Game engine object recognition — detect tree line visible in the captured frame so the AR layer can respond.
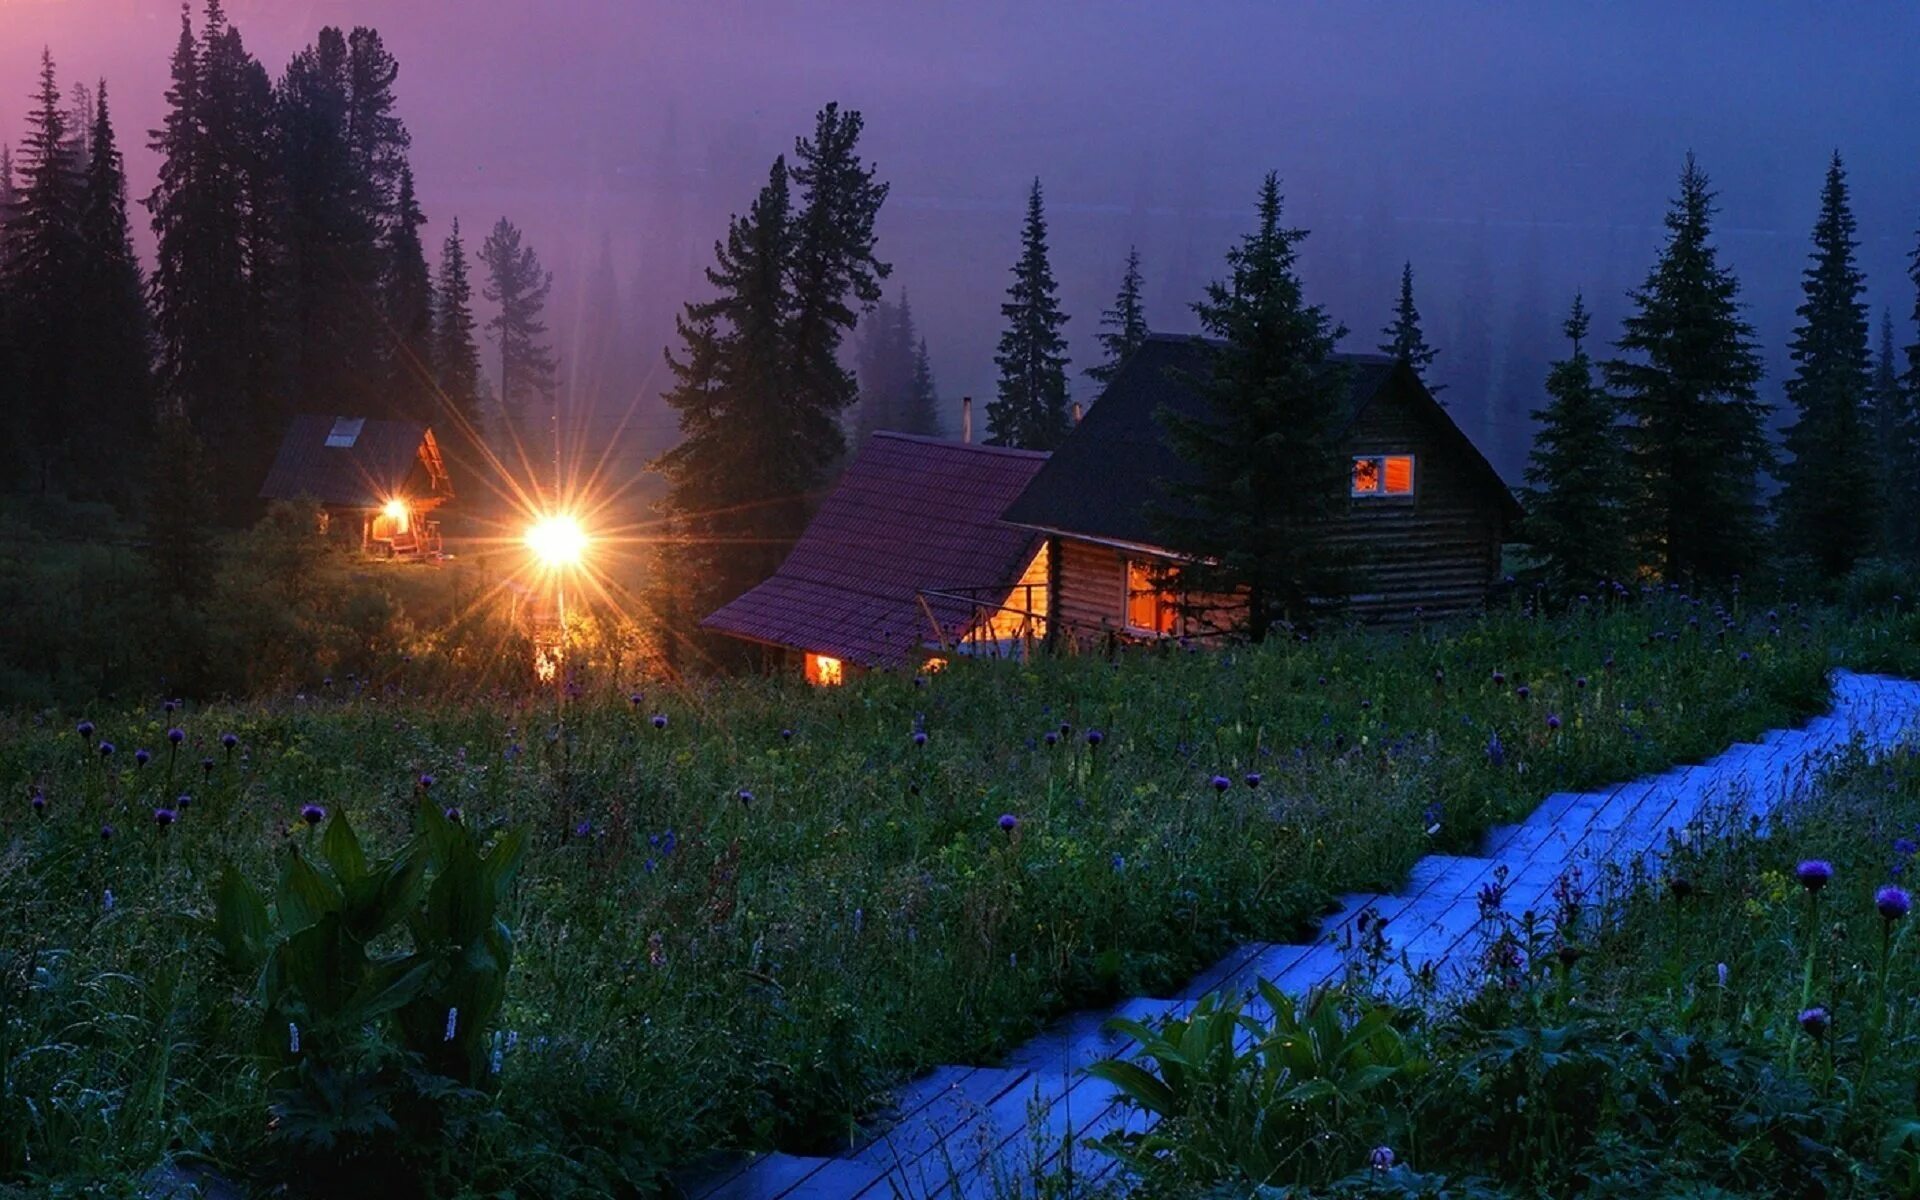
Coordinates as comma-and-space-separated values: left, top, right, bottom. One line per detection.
0, 1, 561, 525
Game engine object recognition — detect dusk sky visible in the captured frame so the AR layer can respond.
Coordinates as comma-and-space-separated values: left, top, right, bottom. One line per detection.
5, 1, 1918, 474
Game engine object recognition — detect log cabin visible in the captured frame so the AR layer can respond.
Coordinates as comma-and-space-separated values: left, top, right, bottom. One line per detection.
998, 334, 1521, 635
259, 416, 454, 559
701, 432, 1052, 682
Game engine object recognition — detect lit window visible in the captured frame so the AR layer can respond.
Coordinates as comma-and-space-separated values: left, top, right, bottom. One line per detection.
1125, 559, 1178, 636
1352, 455, 1414, 497
805, 653, 844, 686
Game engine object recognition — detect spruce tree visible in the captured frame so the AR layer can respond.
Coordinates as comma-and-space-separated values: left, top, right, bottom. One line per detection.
384, 164, 434, 420
4, 49, 85, 493
1776, 153, 1877, 579
1522, 296, 1631, 594
477, 217, 557, 453
1086, 246, 1148, 387
1154, 172, 1350, 640
987, 178, 1071, 449
853, 294, 923, 439
1874, 310, 1919, 560
431, 218, 486, 464
1606, 154, 1769, 585
72, 79, 153, 504
905, 336, 940, 436
0, 145, 15, 480
1378, 260, 1443, 396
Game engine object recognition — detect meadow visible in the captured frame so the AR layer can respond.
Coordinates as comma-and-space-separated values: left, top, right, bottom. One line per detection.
0, 589, 1905, 1197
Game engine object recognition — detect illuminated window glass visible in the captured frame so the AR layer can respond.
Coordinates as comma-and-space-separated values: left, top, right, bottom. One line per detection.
1351, 456, 1380, 495
804, 653, 844, 686
1125, 559, 1177, 636
1352, 455, 1414, 497
1383, 455, 1414, 494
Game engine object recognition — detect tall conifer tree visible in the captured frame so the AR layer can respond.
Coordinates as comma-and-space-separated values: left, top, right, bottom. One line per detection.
1873, 310, 1919, 560
384, 164, 434, 419
1522, 296, 1631, 594
1154, 173, 1349, 639
431, 218, 485, 458
478, 217, 557, 456
1086, 246, 1148, 387
1379, 260, 1443, 396
906, 336, 939, 437
988, 179, 1071, 449
1776, 153, 1877, 578
1606, 155, 1768, 585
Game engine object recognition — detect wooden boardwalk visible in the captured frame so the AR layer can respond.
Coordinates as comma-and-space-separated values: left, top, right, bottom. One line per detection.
684, 671, 1920, 1200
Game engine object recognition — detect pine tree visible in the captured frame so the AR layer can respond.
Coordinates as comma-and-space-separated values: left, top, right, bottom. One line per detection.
1775, 154, 1878, 579
147, 1, 283, 518
1606, 154, 1769, 585
1874, 310, 1919, 560
4, 49, 85, 493
71, 78, 153, 504
784, 102, 890, 467
1522, 296, 1631, 594
1086, 246, 1148, 387
905, 336, 939, 436
853, 294, 923, 439
1378, 260, 1443, 397
652, 158, 797, 645
0, 145, 15, 479
987, 178, 1071, 449
384, 164, 434, 420
431, 218, 486, 464
477, 217, 557, 454
1154, 172, 1350, 640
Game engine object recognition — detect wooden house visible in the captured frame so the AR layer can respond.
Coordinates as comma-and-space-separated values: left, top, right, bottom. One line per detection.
259, 416, 454, 559
998, 334, 1521, 632
701, 432, 1051, 682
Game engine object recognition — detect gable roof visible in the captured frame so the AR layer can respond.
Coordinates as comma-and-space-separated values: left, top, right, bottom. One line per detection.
999, 333, 1520, 548
259, 416, 449, 507
702, 432, 1050, 669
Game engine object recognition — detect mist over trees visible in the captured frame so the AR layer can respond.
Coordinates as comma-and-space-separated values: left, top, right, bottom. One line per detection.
853, 293, 940, 440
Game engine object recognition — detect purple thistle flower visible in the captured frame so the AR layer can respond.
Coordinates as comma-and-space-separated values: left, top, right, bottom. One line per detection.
1210, 774, 1231, 793
77, 720, 95, 739
1515, 685, 1531, 700
1798, 1006, 1830, 1038
1546, 713, 1562, 731
1370, 1146, 1396, 1172
1895, 837, 1919, 857
573, 819, 593, 838
98, 741, 115, 757
1044, 731, 1059, 746
780, 728, 793, 740
220, 732, 238, 750
153, 807, 177, 829
200, 757, 215, 775
134, 748, 151, 767
163, 700, 177, 715
1085, 729, 1104, 747
31, 792, 47, 815
1796, 860, 1834, 892
737, 789, 754, 806
417, 773, 436, 790
1491, 670, 1506, 685
1878, 885, 1911, 920
1244, 772, 1262, 789
300, 804, 326, 826
443, 806, 463, 823
167, 727, 185, 746
998, 813, 1018, 833
629, 692, 643, 706
651, 714, 668, 730
100, 823, 115, 841
1575, 676, 1588, 689
912, 730, 928, 747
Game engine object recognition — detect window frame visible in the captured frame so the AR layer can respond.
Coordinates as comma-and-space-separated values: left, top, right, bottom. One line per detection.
1350, 453, 1417, 500
1123, 557, 1179, 637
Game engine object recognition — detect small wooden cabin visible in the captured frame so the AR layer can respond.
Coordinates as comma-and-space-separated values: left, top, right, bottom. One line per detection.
701, 432, 1052, 681
259, 416, 454, 559
998, 334, 1521, 632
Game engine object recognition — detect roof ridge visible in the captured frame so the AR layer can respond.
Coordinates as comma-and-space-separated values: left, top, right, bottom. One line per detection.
869, 430, 1052, 459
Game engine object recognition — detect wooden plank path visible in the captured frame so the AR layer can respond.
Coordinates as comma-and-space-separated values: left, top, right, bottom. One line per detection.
683, 671, 1920, 1200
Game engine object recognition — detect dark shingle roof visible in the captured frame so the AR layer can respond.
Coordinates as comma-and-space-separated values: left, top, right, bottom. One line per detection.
701, 432, 1051, 669
259, 415, 443, 507
1000, 333, 1513, 547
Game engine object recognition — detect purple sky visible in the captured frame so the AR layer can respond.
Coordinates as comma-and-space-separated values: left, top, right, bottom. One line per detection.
5, 1, 1919, 473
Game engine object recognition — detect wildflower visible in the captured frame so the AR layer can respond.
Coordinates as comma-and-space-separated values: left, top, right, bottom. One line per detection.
1515, 685, 1530, 700
912, 731, 928, 747
300, 804, 326, 826
30, 792, 46, 815
98, 741, 115, 757
1317, 675, 1328, 686
1210, 774, 1231, 793
573, 820, 593, 838
200, 757, 215, 775
1360, 698, 1372, 710
1894, 837, 1918, 857
77, 720, 95, 739
134, 749, 151, 767
780, 728, 793, 740
1491, 670, 1505, 685
652, 714, 668, 730
1575, 676, 1588, 689
1796, 860, 1833, 892
1717, 962, 1728, 987
1370, 1146, 1396, 1172
220, 732, 238, 750
443, 806, 463, 823
1546, 713, 1562, 731
167, 727, 185, 746
416, 773, 435, 790
998, 813, 1019, 833
1111, 854, 1126, 871
176, 793, 191, 809
647, 931, 666, 968
737, 789, 754, 806
100, 823, 115, 841
1877, 885, 1911, 920
853, 908, 865, 934
443, 1007, 459, 1042
629, 692, 643, 706
1060, 722, 1072, 736
103, 889, 114, 913
153, 807, 177, 829
1085, 729, 1104, 747
1244, 772, 1262, 789
1798, 1006, 1830, 1039
163, 700, 177, 715
1044, 731, 1059, 746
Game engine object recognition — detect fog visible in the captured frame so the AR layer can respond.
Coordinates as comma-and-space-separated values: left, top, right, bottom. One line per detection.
6, 0, 1918, 479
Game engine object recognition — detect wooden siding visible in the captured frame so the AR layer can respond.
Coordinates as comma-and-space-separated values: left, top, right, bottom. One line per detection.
1057, 538, 1127, 633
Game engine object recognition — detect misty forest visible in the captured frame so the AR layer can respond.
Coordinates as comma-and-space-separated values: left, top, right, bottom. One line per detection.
6, 4, 1920, 1198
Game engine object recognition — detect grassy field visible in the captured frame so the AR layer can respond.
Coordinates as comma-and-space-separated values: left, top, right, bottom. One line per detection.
0, 592, 1882, 1196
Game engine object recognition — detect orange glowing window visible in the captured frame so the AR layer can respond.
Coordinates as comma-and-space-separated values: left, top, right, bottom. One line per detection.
1125, 559, 1178, 636
1352, 455, 1414, 497
922, 656, 948, 674
804, 653, 844, 686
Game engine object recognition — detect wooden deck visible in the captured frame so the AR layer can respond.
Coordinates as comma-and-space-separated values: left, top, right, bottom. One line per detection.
682, 671, 1920, 1200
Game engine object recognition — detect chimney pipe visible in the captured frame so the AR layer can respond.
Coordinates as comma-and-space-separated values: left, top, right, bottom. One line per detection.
1071, 401, 1084, 425
961, 396, 972, 444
